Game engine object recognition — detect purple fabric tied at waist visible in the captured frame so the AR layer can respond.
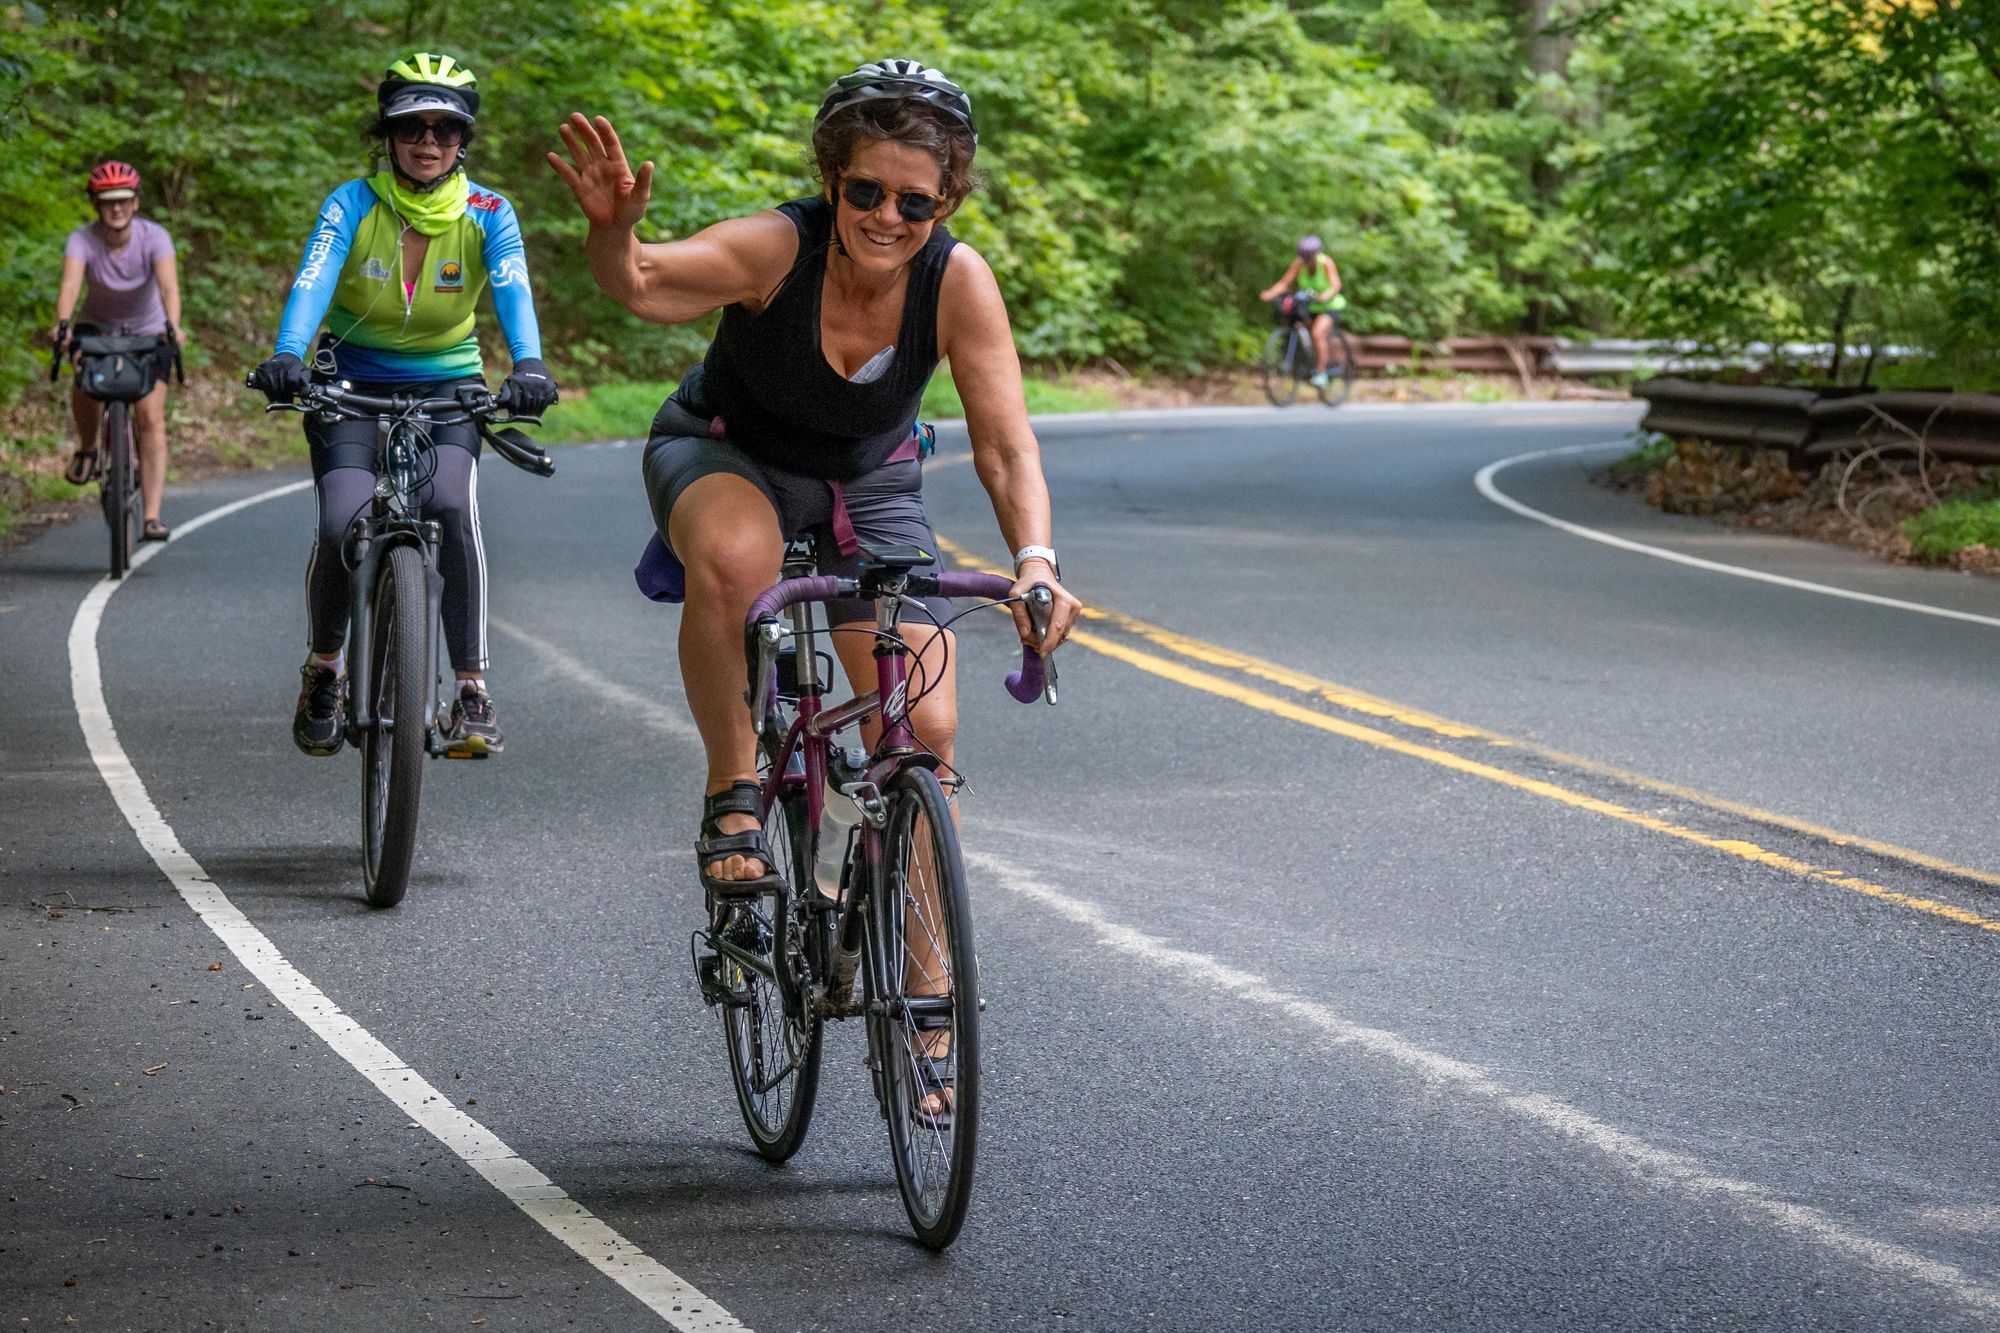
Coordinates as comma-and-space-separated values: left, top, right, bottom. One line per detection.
633, 420, 933, 604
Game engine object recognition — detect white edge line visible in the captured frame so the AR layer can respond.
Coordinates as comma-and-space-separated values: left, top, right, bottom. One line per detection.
1475, 442, 2000, 631
965, 849, 2000, 1316
68, 478, 747, 1333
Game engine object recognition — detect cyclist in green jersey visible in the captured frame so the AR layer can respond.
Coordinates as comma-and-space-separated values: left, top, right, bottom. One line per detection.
1259, 234, 1346, 388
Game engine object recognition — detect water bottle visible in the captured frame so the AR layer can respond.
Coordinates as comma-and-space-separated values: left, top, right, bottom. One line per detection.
813, 748, 869, 899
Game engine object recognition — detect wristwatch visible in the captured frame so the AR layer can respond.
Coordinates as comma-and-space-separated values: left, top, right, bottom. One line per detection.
1013, 544, 1061, 579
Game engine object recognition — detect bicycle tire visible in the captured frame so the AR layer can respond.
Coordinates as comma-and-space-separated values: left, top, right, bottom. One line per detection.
1317, 329, 1358, 407
719, 708, 824, 1161
873, 765, 979, 1250
1259, 327, 1302, 407
360, 543, 428, 909
102, 402, 135, 580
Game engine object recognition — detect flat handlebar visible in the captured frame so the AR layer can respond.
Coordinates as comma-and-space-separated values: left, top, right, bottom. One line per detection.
244, 378, 554, 477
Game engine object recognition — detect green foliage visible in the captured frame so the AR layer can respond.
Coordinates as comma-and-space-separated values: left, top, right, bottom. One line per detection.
1604, 433, 1676, 485
534, 380, 678, 444
1903, 496, 2000, 563
5, 0, 1991, 416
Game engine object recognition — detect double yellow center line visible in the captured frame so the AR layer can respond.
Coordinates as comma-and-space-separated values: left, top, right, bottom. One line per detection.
936, 535, 2000, 935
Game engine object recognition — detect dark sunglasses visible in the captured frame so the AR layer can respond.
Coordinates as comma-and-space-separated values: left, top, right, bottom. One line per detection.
839, 176, 944, 223
389, 117, 466, 147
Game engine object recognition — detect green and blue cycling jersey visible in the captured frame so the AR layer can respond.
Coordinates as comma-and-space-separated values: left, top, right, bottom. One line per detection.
274, 175, 542, 382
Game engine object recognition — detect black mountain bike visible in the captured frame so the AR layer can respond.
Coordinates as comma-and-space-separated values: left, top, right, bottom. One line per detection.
50, 319, 182, 579
256, 379, 552, 907
1260, 294, 1356, 408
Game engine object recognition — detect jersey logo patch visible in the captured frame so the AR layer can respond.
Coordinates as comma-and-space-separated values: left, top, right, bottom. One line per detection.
362, 256, 392, 282
434, 259, 465, 292
467, 190, 502, 212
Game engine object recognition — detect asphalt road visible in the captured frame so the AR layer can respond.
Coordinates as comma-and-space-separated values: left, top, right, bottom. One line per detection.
7, 400, 2000, 1331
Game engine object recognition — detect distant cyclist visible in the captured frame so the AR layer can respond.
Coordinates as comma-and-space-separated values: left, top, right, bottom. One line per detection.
251, 52, 557, 759
1258, 235, 1346, 389
51, 161, 183, 542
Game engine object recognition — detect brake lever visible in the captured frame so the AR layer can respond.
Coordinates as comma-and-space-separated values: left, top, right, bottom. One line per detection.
1025, 585, 1058, 705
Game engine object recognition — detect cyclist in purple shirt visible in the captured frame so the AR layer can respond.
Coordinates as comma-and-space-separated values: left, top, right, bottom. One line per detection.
51, 161, 183, 541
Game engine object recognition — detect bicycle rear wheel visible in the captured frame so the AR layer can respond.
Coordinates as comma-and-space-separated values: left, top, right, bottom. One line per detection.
101, 402, 135, 580
873, 765, 979, 1250
1317, 328, 1358, 407
719, 708, 824, 1161
1259, 327, 1303, 407
360, 543, 428, 908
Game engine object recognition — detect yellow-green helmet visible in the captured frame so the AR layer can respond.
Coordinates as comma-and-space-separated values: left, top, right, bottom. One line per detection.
378, 52, 479, 122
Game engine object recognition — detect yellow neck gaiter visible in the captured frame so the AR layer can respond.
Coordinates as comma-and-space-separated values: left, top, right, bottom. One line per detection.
369, 169, 469, 237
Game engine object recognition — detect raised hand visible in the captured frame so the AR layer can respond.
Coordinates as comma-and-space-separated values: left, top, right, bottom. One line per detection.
547, 113, 655, 231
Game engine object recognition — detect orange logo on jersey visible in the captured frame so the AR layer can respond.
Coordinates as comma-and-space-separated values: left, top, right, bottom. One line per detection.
434, 259, 465, 293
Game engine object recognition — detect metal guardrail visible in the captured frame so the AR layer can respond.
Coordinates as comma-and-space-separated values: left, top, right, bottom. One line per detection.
1635, 379, 2000, 468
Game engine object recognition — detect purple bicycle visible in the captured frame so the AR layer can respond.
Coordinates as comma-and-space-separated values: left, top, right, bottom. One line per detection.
693, 539, 1055, 1250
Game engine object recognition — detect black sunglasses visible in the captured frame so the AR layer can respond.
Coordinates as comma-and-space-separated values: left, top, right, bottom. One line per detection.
389, 117, 466, 147
839, 176, 944, 223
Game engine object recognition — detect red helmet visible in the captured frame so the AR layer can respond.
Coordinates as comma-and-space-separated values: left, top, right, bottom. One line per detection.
87, 161, 140, 199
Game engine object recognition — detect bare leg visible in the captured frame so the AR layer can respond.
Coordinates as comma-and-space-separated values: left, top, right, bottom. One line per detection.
667, 472, 785, 880
132, 380, 168, 522
1312, 312, 1334, 373
70, 385, 102, 472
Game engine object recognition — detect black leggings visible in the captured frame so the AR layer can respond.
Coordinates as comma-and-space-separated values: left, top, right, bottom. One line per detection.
305, 389, 487, 673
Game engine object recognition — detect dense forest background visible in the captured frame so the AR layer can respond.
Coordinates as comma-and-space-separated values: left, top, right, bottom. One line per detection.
3, 0, 1995, 395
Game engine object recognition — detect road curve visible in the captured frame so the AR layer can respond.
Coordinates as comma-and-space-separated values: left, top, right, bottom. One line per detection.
7, 401, 2000, 1331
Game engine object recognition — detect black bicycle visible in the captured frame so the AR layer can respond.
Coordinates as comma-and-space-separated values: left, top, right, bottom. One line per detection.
255, 379, 552, 907
695, 537, 1055, 1248
50, 318, 182, 579
1260, 294, 1356, 408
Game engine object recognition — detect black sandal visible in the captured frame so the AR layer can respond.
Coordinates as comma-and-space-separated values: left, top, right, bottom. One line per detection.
141, 519, 170, 543
911, 1040, 955, 1129
64, 449, 100, 485
697, 781, 784, 899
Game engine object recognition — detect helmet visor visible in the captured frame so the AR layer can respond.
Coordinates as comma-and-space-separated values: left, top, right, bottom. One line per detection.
90, 188, 138, 201
382, 90, 474, 123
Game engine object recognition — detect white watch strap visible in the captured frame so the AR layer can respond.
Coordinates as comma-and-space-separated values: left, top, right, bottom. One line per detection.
1013, 544, 1059, 576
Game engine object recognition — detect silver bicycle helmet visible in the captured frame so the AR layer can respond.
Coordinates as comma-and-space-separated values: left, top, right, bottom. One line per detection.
815, 59, 976, 145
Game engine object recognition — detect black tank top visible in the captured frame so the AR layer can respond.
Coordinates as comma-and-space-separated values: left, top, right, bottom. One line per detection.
697, 197, 956, 481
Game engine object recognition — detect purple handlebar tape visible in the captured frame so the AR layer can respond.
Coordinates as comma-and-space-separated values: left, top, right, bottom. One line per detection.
744, 570, 1049, 703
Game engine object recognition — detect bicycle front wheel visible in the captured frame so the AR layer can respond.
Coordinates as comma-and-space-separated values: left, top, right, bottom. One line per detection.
102, 402, 135, 580
360, 543, 428, 908
872, 764, 979, 1250
719, 709, 824, 1161
1259, 327, 1303, 407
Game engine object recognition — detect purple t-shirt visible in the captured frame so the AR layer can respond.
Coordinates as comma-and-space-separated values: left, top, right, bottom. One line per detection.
65, 217, 175, 336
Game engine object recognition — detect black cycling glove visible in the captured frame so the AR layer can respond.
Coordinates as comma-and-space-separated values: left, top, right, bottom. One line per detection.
250, 352, 308, 403
499, 357, 559, 417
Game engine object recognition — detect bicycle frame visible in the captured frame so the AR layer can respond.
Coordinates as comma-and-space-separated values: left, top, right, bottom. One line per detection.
341, 416, 447, 747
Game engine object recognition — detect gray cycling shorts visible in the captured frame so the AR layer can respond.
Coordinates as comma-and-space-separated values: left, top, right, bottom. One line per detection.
641, 408, 950, 628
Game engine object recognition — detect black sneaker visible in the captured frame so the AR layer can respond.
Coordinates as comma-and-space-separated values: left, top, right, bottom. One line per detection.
292, 663, 346, 757
444, 683, 503, 757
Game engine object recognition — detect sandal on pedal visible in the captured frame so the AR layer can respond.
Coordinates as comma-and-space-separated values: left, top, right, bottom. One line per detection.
64, 449, 100, 486
141, 519, 170, 543
911, 1042, 955, 1129
697, 780, 784, 899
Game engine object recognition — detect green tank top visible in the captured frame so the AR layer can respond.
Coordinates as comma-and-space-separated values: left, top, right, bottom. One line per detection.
1298, 256, 1345, 311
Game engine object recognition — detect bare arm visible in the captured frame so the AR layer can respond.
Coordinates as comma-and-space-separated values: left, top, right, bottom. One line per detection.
1322, 254, 1343, 296
938, 246, 1082, 652
548, 113, 795, 324
153, 252, 183, 338
1259, 256, 1304, 302
51, 255, 85, 344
